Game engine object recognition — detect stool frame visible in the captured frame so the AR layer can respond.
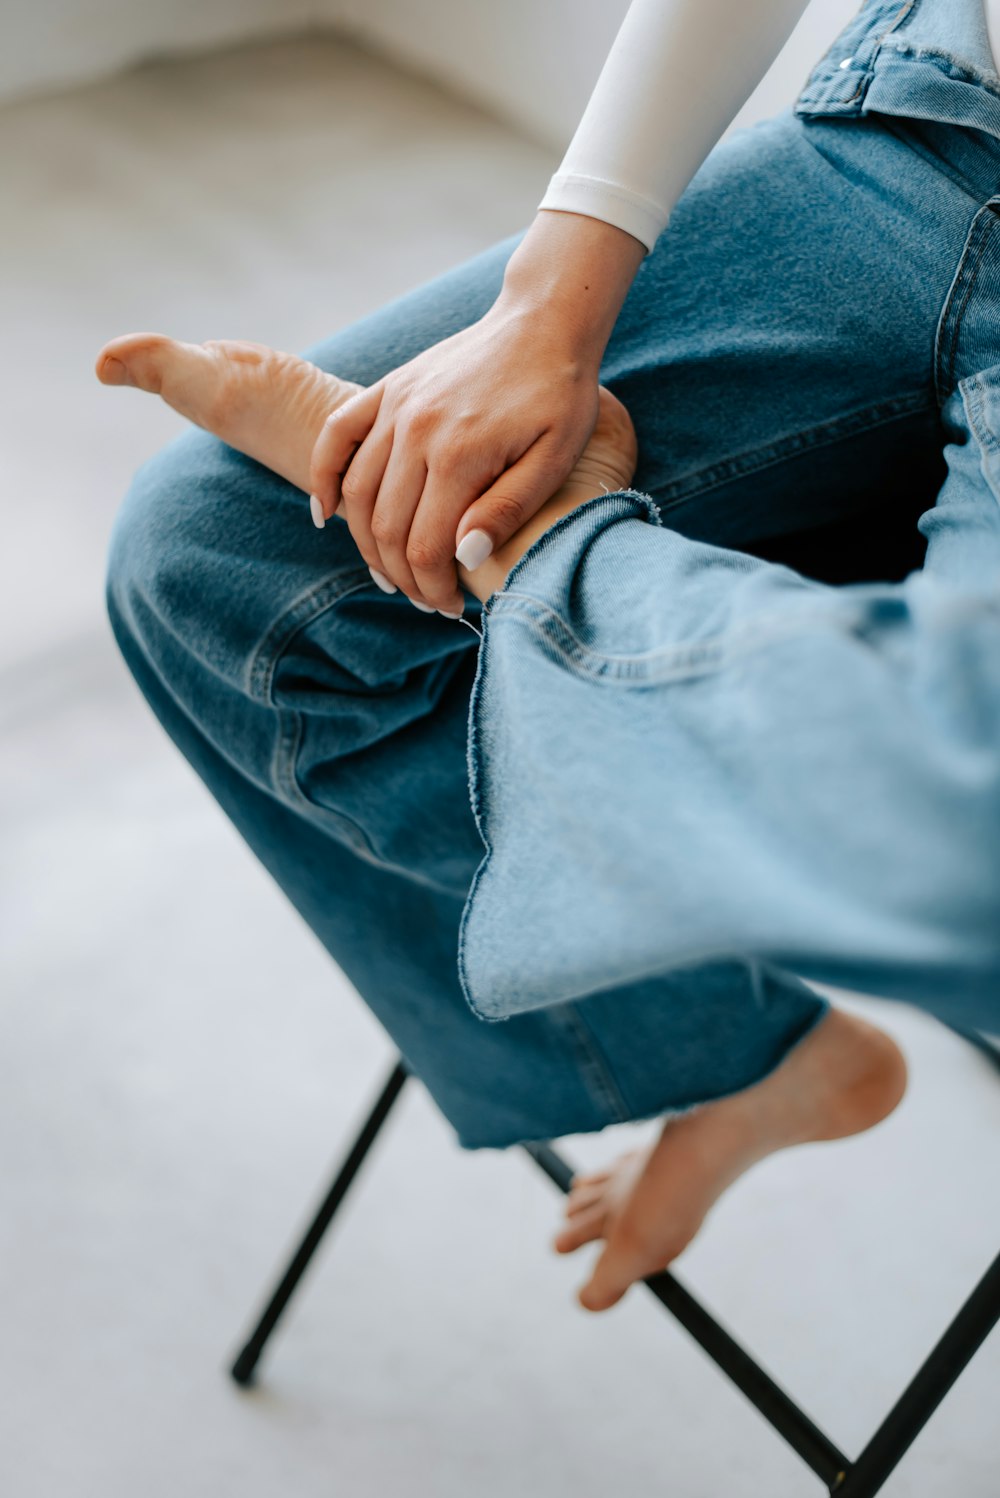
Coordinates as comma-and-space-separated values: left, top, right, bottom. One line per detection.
229, 1037, 1000, 1497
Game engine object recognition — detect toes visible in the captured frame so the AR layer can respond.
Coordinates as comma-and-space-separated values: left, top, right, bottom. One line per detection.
578, 1270, 629, 1314
95, 333, 175, 395
97, 354, 132, 387
577, 1245, 637, 1313
552, 1205, 606, 1255
569, 1168, 612, 1190
564, 1182, 608, 1218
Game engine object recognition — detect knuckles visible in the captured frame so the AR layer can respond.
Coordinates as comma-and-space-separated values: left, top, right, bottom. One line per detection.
405, 536, 451, 573
339, 467, 369, 506
483, 491, 526, 530
399, 405, 437, 442
369, 509, 403, 549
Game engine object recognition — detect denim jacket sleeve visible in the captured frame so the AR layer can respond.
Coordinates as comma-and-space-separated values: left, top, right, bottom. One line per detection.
457, 376, 1000, 1029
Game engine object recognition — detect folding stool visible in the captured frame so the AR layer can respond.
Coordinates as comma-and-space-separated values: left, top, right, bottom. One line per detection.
229, 1032, 1000, 1496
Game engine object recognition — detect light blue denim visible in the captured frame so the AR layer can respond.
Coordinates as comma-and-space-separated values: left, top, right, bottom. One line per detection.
106, 0, 999, 1149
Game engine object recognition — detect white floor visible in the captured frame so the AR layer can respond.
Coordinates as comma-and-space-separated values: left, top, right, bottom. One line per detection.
1, 32, 999, 1498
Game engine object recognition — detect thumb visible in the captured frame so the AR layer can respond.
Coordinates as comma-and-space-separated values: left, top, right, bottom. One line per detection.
454, 439, 571, 572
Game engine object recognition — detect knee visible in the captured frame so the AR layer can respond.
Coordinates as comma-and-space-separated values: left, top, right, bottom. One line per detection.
105, 428, 240, 659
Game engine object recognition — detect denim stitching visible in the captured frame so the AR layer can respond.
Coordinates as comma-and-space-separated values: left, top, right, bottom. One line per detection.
250, 568, 386, 859
274, 700, 379, 859
458, 610, 502, 1024
544, 1005, 634, 1124
247, 567, 370, 701
489, 591, 819, 682
934, 203, 1000, 405
491, 583, 999, 685
795, 0, 916, 109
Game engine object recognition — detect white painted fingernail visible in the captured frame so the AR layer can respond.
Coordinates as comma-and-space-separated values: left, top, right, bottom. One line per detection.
411, 600, 435, 613
369, 567, 397, 594
455, 529, 493, 570
438, 608, 464, 619
310, 494, 326, 529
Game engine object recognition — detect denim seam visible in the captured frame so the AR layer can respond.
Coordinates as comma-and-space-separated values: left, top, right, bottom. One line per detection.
543, 1005, 634, 1124
458, 618, 502, 1025
649, 392, 930, 512
271, 699, 380, 860
489, 585, 1000, 685
794, 0, 918, 110
247, 567, 370, 701
934, 202, 1000, 405
487, 591, 820, 683
250, 568, 384, 858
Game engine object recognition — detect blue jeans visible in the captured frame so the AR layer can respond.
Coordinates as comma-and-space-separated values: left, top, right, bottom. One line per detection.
105, 0, 1000, 1149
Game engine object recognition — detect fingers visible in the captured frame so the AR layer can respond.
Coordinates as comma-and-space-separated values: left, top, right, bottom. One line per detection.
404, 468, 479, 614
367, 444, 430, 603
310, 397, 573, 616
345, 432, 466, 613
309, 385, 384, 521
338, 420, 403, 574
453, 437, 573, 577
310, 385, 463, 612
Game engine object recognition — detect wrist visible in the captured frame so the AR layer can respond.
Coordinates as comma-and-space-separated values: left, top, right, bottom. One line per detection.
497, 209, 645, 362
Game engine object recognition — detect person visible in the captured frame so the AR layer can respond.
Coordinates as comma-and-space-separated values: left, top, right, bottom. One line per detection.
100, 0, 1000, 1315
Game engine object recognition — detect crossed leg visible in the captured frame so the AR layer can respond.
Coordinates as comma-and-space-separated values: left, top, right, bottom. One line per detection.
96, 328, 907, 1312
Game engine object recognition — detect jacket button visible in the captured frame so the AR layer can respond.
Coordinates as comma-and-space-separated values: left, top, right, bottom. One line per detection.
839, 56, 854, 69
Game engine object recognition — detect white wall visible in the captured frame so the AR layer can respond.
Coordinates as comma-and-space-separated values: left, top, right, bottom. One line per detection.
334, 0, 859, 150
0, 0, 331, 103
3, 0, 857, 148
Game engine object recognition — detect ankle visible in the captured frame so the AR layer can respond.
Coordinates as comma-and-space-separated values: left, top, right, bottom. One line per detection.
781, 1010, 908, 1146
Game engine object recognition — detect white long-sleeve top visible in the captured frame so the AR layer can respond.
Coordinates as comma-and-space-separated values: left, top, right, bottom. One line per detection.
539, 0, 1000, 253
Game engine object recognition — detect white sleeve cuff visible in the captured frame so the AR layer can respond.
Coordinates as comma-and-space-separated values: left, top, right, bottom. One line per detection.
538, 171, 668, 255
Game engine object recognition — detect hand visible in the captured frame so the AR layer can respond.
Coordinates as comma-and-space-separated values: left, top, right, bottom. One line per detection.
308, 300, 601, 613
308, 210, 647, 613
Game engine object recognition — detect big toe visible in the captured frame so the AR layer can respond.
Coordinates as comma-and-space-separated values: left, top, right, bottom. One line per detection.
578, 1246, 634, 1313
95, 332, 183, 394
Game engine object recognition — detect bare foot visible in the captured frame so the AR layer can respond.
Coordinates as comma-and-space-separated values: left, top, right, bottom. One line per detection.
554, 1007, 907, 1312
96, 333, 358, 497
94, 332, 636, 604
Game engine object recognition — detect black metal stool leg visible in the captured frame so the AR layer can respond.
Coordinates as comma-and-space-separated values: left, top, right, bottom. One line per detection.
833, 1250, 1000, 1496
230, 1037, 999, 1491
523, 1141, 851, 1491
523, 1142, 1000, 1497
230, 1058, 409, 1386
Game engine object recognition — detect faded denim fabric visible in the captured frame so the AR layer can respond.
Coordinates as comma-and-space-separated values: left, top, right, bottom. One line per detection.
106, 0, 998, 1149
